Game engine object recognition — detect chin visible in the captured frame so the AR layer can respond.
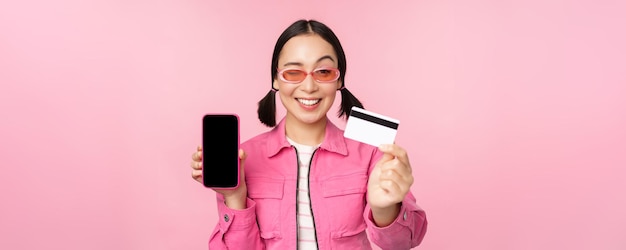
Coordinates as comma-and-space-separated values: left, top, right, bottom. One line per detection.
292, 112, 329, 125
298, 116, 326, 124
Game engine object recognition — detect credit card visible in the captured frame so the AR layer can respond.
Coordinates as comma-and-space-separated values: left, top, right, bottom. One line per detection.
343, 106, 400, 147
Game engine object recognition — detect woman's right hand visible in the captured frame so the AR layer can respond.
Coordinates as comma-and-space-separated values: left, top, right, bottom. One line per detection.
191, 145, 248, 209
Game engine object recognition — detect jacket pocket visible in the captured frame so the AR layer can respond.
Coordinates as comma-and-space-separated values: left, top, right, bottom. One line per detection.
247, 177, 284, 239
330, 224, 370, 250
321, 173, 368, 198
322, 173, 369, 249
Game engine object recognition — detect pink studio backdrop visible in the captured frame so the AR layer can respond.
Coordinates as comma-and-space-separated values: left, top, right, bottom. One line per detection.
1, 0, 625, 249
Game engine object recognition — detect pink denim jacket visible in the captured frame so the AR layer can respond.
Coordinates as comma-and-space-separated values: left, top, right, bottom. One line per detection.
208, 118, 427, 249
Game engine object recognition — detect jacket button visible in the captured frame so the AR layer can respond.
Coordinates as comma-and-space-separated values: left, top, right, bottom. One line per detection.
403, 211, 407, 221
224, 214, 230, 222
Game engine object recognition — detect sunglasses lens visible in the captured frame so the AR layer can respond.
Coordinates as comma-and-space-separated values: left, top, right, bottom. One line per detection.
281, 69, 306, 82
313, 69, 339, 82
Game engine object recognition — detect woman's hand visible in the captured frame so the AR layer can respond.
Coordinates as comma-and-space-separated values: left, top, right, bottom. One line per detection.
191, 145, 248, 209
367, 144, 414, 226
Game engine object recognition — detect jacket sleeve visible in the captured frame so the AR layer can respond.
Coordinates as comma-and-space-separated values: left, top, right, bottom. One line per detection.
208, 194, 264, 250
364, 192, 428, 249
363, 148, 428, 249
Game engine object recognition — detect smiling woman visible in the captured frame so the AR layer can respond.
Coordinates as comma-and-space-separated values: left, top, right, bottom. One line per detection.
273, 34, 343, 134
189, 19, 427, 249
257, 20, 364, 128
3, 1, 625, 249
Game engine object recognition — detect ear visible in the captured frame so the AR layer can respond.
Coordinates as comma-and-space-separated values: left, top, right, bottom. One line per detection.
336, 80, 343, 90
272, 79, 279, 91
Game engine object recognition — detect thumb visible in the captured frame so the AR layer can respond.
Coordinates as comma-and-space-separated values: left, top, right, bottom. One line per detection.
378, 152, 394, 165
239, 149, 247, 178
239, 149, 247, 163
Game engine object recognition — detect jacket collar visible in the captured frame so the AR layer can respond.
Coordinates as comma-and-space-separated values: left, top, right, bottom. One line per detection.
267, 117, 348, 157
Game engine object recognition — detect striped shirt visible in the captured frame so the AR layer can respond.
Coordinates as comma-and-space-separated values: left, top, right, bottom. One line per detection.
287, 137, 319, 250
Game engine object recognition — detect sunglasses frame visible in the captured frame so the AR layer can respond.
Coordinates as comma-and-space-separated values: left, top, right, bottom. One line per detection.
276, 67, 341, 84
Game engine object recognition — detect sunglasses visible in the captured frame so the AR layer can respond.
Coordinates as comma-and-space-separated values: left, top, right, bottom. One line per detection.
277, 67, 340, 84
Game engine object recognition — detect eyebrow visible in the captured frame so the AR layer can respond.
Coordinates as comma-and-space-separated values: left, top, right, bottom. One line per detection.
283, 55, 335, 67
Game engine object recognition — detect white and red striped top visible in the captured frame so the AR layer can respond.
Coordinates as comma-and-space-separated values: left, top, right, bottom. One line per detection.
288, 137, 319, 250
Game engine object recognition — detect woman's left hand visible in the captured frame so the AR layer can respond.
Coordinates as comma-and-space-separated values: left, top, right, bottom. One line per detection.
367, 144, 414, 212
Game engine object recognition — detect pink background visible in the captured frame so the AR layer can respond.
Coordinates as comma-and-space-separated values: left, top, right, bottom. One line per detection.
1, 0, 625, 249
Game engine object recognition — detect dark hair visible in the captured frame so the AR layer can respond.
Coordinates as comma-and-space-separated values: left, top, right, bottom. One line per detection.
257, 19, 364, 127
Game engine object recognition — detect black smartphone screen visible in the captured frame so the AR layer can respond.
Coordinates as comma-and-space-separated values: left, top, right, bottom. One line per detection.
202, 114, 239, 188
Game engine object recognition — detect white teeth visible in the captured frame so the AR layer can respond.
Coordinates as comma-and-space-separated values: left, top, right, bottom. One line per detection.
297, 98, 320, 106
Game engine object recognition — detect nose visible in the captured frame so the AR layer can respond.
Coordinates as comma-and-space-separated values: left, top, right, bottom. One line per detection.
300, 72, 318, 93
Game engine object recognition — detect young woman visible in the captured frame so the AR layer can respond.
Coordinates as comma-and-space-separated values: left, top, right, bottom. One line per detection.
190, 19, 427, 249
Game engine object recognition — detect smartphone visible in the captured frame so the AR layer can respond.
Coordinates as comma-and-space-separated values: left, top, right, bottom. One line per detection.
202, 114, 240, 188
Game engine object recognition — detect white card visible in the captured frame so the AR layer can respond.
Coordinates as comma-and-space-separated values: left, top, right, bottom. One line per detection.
343, 107, 400, 147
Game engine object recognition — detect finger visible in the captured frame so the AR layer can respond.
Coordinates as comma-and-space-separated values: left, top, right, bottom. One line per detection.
380, 179, 402, 197
190, 161, 202, 170
378, 144, 409, 163
239, 149, 247, 161
376, 152, 395, 167
239, 149, 247, 180
378, 144, 411, 168
192, 151, 203, 161
381, 158, 412, 175
191, 169, 203, 182
379, 168, 402, 183
197, 145, 202, 151
379, 168, 413, 192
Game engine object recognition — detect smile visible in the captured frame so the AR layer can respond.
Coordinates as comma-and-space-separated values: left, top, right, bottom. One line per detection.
296, 98, 321, 106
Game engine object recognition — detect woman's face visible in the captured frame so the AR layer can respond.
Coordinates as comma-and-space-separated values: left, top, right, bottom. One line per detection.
273, 34, 342, 126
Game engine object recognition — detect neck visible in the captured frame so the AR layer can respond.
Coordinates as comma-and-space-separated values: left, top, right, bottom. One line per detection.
285, 115, 327, 146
